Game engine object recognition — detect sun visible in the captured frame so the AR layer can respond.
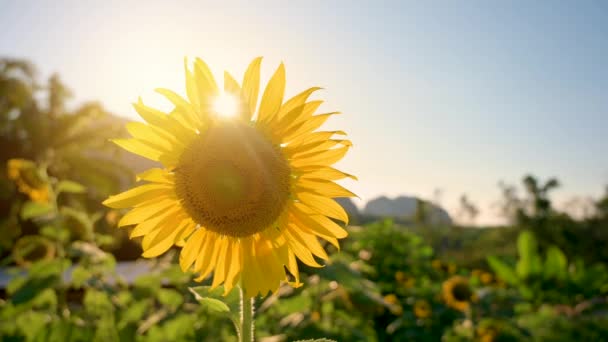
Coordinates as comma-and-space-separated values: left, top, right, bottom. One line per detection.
214, 92, 238, 118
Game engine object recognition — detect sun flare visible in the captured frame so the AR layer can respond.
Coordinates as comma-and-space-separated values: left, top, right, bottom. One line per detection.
213, 92, 238, 118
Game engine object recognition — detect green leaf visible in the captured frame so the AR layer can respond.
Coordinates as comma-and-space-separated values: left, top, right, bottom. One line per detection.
84, 289, 114, 316
20, 201, 54, 220
516, 230, 542, 279
157, 288, 184, 310
56, 180, 86, 194
117, 299, 150, 329
71, 265, 93, 287
544, 246, 567, 280
189, 287, 231, 314
487, 256, 518, 285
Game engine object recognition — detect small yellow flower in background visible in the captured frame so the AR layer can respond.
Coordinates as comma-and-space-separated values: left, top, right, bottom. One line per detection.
310, 311, 321, 322
413, 300, 432, 319
395, 271, 416, 289
480, 272, 493, 285
7, 158, 51, 203
383, 294, 403, 315
442, 276, 474, 312
384, 293, 399, 304
431, 259, 442, 270
476, 325, 498, 342
103, 57, 355, 298
447, 262, 458, 274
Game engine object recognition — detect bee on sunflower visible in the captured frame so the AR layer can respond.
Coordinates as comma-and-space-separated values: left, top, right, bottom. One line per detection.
103, 57, 356, 298
442, 276, 474, 312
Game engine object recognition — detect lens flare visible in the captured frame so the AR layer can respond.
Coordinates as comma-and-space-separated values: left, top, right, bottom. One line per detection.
214, 93, 238, 118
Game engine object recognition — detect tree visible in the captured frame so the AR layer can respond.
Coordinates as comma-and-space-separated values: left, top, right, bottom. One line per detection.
0, 57, 131, 200
457, 194, 479, 225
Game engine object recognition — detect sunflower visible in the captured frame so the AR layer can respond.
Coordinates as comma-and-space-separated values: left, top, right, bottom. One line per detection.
383, 294, 403, 315
7, 158, 51, 203
413, 299, 432, 319
103, 57, 355, 297
442, 276, 473, 311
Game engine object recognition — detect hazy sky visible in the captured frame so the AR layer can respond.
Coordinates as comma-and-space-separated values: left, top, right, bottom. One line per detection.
2, 1, 607, 224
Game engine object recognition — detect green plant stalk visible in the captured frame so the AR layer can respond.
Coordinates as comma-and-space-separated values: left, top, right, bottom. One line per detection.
240, 287, 254, 342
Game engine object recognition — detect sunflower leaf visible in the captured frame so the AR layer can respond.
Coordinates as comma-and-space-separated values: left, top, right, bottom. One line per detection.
56, 180, 86, 194
20, 201, 54, 220
188, 287, 231, 314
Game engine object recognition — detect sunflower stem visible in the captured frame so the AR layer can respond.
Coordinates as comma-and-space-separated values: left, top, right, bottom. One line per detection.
239, 287, 254, 342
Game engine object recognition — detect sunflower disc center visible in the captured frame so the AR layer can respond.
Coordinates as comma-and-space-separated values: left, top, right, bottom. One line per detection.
175, 122, 291, 237
452, 283, 472, 302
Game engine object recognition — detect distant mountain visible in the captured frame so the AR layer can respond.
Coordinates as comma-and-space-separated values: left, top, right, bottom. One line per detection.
363, 195, 452, 225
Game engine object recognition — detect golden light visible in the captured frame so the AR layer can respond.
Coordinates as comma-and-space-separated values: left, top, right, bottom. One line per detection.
213, 93, 238, 118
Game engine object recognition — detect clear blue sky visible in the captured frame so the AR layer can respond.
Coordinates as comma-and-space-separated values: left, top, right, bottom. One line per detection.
2, 1, 607, 224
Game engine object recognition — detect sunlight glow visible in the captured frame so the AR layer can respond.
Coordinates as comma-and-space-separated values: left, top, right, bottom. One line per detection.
213, 93, 238, 118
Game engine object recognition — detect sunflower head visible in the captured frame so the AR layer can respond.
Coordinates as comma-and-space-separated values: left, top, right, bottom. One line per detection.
413, 299, 432, 319
7, 158, 51, 203
103, 57, 355, 298
443, 276, 473, 311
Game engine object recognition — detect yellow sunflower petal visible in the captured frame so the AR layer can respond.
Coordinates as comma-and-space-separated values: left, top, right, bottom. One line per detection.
193, 58, 219, 111
155, 88, 199, 129
130, 206, 182, 238
179, 228, 205, 271
286, 224, 329, 260
133, 99, 197, 144
184, 57, 201, 110
125, 122, 182, 151
142, 216, 188, 257
282, 112, 340, 143
257, 62, 285, 123
283, 228, 323, 267
297, 192, 349, 224
296, 179, 357, 198
283, 131, 346, 155
298, 166, 358, 181
223, 238, 242, 295
278, 86, 322, 120
271, 101, 323, 135
118, 198, 177, 227
136, 168, 174, 184
211, 238, 231, 289
103, 184, 172, 209
111, 138, 162, 162
174, 221, 196, 247
291, 202, 348, 239
194, 232, 221, 280
287, 139, 351, 159
290, 145, 350, 168
242, 57, 262, 118
224, 71, 241, 95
